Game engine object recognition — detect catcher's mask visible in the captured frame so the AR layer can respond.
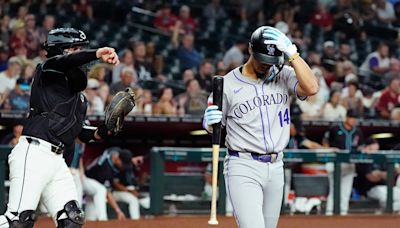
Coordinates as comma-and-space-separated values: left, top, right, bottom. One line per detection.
249, 26, 284, 82
44, 28, 89, 57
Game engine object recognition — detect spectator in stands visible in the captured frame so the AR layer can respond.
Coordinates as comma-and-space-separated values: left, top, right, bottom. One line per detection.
359, 0, 377, 25
359, 42, 390, 78
195, 60, 214, 92
182, 69, 195, 84
133, 41, 155, 81
21, 61, 35, 81
154, 3, 177, 33
131, 88, 153, 115
24, 14, 39, 58
32, 45, 47, 66
322, 90, 347, 121
355, 138, 400, 212
4, 78, 30, 111
112, 150, 143, 220
0, 123, 23, 146
331, 0, 361, 39
309, 3, 333, 32
110, 66, 137, 95
374, 0, 396, 25
298, 94, 323, 120
9, 5, 28, 30
0, 57, 22, 95
176, 5, 197, 34
85, 147, 133, 220
0, 46, 9, 72
88, 64, 110, 104
336, 60, 357, 83
112, 49, 135, 83
376, 77, 400, 119
153, 87, 177, 115
391, 108, 400, 120
0, 15, 11, 46
341, 80, 364, 117
141, 89, 153, 115
171, 24, 202, 70
177, 79, 208, 115
338, 42, 357, 63
73, 0, 94, 20
9, 23, 28, 57
323, 109, 364, 215
291, 28, 308, 55
37, 15, 55, 44
145, 41, 164, 75
216, 60, 227, 76
85, 78, 104, 115
312, 66, 330, 103
321, 41, 337, 73
223, 38, 247, 71
203, 0, 227, 21
362, 86, 380, 118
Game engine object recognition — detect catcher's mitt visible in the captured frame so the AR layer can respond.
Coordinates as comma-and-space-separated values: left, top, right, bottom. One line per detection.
104, 87, 136, 134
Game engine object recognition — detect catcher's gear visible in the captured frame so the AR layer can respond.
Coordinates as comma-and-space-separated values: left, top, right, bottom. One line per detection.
44, 28, 89, 57
104, 88, 136, 135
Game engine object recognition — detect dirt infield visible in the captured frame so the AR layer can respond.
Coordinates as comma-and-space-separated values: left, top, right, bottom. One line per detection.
36, 215, 400, 228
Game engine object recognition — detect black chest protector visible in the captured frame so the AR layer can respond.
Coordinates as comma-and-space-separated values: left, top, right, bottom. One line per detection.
29, 64, 88, 146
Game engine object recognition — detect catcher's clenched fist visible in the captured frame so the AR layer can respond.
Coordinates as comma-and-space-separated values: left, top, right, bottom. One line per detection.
96, 47, 120, 65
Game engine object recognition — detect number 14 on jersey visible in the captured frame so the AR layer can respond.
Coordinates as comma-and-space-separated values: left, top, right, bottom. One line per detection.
278, 108, 290, 127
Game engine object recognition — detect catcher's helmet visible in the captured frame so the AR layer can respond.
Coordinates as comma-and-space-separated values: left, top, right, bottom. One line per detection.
44, 28, 89, 57
249, 26, 284, 65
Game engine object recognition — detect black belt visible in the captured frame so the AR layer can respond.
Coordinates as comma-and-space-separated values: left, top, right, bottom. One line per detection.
228, 149, 279, 163
26, 137, 65, 155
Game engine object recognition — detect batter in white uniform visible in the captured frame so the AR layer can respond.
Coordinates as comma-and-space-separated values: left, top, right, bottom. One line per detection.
203, 26, 319, 228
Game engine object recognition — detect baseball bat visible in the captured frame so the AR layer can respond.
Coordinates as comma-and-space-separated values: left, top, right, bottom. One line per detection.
208, 76, 224, 226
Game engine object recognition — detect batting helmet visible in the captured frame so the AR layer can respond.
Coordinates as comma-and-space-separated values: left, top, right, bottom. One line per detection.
44, 28, 89, 57
249, 26, 284, 66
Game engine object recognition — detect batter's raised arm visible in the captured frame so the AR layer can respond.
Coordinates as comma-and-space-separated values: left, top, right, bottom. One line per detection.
262, 27, 319, 97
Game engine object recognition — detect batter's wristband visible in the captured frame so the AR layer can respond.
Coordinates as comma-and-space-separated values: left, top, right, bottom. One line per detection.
97, 123, 109, 139
288, 53, 300, 63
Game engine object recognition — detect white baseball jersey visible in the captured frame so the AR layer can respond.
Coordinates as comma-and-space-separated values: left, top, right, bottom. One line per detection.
221, 66, 306, 154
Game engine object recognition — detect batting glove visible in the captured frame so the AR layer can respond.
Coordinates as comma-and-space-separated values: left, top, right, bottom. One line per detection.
204, 105, 222, 127
262, 27, 298, 57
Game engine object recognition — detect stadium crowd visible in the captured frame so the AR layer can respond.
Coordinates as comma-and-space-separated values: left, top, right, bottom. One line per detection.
1, 0, 400, 220
0, 0, 399, 120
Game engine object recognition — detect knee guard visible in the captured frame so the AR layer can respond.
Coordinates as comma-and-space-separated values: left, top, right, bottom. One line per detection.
7, 210, 36, 228
56, 200, 85, 228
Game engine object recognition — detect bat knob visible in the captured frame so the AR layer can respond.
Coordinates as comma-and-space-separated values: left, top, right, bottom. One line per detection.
208, 219, 219, 225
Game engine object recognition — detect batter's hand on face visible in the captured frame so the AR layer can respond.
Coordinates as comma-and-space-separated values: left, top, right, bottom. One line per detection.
96, 47, 120, 65
262, 27, 297, 58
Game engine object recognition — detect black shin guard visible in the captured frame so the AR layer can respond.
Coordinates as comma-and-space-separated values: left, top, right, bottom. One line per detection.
56, 200, 84, 228
7, 210, 36, 228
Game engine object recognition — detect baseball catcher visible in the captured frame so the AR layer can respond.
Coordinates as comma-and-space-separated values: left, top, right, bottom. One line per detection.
0, 28, 133, 228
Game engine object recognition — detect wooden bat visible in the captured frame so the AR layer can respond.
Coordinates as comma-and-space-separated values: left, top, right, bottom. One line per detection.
208, 76, 224, 226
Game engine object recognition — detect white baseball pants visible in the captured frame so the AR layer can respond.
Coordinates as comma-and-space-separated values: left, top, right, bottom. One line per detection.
112, 191, 140, 219
326, 163, 355, 215
0, 136, 78, 227
82, 177, 108, 221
